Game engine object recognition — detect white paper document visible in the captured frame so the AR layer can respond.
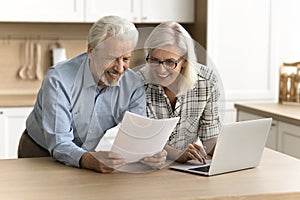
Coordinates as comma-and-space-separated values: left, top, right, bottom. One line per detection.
96, 111, 179, 163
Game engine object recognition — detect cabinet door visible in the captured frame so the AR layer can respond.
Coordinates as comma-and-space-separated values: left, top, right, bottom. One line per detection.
0, 0, 84, 22
207, 0, 275, 102
0, 111, 5, 158
278, 121, 300, 159
207, 0, 278, 125
85, 0, 194, 23
237, 111, 277, 150
0, 107, 33, 159
85, 0, 136, 22
140, 0, 195, 23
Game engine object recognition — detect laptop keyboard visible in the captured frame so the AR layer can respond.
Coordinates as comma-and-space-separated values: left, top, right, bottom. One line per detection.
190, 165, 210, 172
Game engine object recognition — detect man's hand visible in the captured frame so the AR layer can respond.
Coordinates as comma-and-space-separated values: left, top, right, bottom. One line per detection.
80, 151, 125, 173
140, 149, 167, 169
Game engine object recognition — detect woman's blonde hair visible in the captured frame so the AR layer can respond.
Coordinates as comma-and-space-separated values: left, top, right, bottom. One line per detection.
144, 22, 198, 94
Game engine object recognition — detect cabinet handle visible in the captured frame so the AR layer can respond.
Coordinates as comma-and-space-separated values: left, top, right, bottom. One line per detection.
74, 0, 77, 12
271, 123, 276, 127
141, 0, 148, 22
131, 0, 134, 13
131, 0, 138, 21
0, 111, 3, 115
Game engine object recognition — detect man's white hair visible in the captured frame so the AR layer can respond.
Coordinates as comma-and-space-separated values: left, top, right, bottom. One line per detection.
88, 15, 138, 49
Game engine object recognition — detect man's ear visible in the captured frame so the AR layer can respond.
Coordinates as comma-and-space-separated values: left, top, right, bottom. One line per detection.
87, 45, 93, 59
87, 44, 93, 53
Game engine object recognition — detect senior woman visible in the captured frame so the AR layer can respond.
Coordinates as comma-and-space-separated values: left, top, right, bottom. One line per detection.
137, 22, 223, 164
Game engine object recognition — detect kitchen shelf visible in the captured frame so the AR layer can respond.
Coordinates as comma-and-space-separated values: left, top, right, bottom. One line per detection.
0, 94, 36, 107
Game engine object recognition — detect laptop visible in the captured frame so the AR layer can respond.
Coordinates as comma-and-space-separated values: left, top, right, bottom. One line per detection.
169, 118, 272, 176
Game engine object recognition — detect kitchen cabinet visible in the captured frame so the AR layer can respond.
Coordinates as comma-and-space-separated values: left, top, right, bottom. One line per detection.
140, 0, 194, 23
235, 103, 300, 159
207, 0, 276, 123
0, 0, 194, 23
0, 107, 33, 159
85, 0, 134, 22
277, 121, 300, 159
85, 0, 195, 23
236, 111, 277, 150
0, 0, 84, 22
208, 0, 300, 123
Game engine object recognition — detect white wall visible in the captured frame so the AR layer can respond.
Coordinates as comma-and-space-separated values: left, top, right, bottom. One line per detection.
207, 0, 300, 123
270, 0, 300, 71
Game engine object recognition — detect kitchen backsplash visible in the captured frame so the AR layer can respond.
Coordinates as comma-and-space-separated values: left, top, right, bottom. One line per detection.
0, 22, 90, 95
0, 23, 155, 96
0, 21, 204, 97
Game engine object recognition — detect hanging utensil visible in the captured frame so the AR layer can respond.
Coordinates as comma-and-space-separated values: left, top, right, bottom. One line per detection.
35, 41, 43, 80
18, 40, 29, 79
26, 40, 36, 80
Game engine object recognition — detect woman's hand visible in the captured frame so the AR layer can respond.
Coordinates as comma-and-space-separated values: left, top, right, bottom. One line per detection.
140, 149, 167, 169
177, 142, 207, 164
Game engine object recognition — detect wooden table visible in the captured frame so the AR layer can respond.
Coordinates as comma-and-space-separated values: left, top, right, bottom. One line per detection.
1, 148, 300, 200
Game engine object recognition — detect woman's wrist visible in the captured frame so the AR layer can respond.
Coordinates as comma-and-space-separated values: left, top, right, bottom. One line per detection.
164, 144, 184, 162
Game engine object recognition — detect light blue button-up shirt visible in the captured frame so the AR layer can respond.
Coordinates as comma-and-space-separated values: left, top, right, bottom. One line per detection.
26, 53, 146, 167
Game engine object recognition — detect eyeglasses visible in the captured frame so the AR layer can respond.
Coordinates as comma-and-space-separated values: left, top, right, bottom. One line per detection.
145, 55, 184, 69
